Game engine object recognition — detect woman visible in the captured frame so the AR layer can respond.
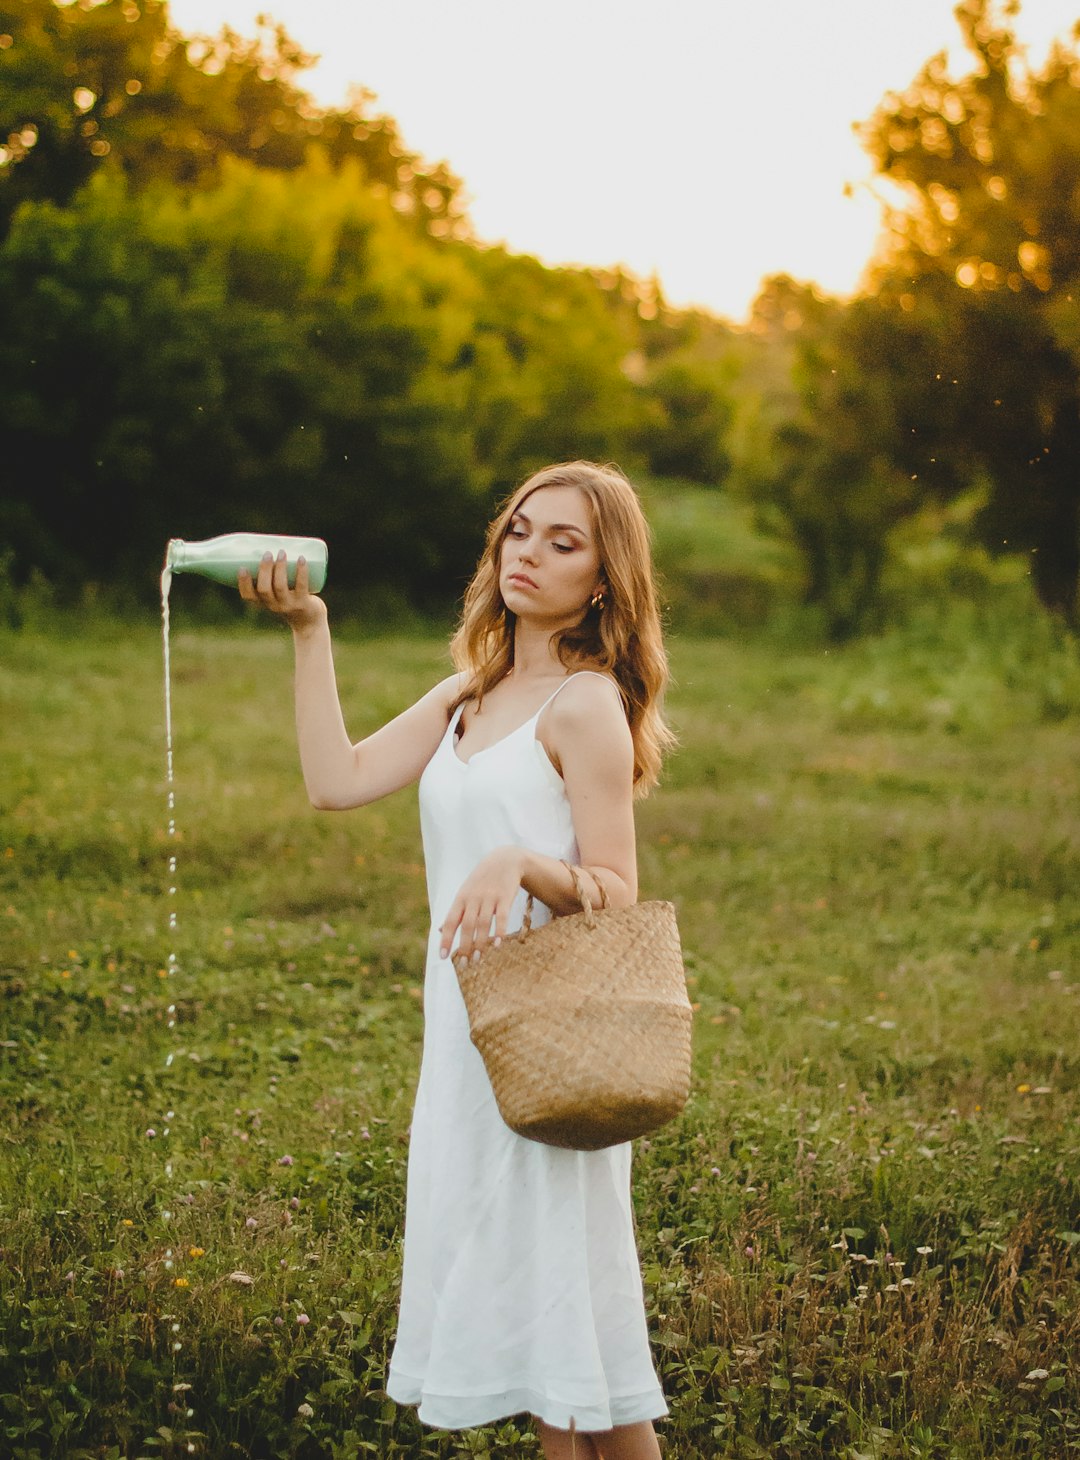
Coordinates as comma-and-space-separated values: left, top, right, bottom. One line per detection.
240, 460, 674, 1459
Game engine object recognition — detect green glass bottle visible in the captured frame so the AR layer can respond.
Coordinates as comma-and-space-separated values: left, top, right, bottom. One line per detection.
165, 533, 328, 592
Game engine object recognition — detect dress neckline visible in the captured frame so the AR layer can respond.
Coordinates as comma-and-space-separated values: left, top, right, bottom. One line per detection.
450, 670, 616, 768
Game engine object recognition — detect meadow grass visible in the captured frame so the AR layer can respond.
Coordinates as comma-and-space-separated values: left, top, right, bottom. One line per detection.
1, 597, 1078, 1459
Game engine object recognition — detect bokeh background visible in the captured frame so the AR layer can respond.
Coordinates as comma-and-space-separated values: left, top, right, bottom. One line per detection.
2, 0, 1080, 635
1, 3, 1079, 1458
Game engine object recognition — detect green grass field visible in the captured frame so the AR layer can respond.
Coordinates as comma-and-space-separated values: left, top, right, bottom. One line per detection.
1, 599, 1078, 1459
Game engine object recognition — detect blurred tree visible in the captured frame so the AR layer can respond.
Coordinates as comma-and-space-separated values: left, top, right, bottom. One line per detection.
859, 0, 1080, 620
0, 0, 464, 239
0, 155, 486, 604
626, 298, 743, 485
0, 151, 654, 608
734, 276, 927, 640
0, 0, 738, 614
452, 245, 648, 492
637, 345, 739, 486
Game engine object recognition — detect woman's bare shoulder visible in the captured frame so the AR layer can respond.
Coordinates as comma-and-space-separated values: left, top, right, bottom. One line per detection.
567, 668, 626, 709
435, 669, 471, 711
545, 669, 628, 734
537, 670, 630, 784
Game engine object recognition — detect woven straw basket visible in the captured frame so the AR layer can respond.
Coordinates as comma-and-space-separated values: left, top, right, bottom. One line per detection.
453, 862, 693, 1150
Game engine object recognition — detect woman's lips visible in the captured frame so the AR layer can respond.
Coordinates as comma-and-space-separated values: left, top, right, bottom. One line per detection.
507, 573, 538, 589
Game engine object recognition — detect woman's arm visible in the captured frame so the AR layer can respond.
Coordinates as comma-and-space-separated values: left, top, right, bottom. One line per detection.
240, 551, 461, 808
440, 675, 636, 960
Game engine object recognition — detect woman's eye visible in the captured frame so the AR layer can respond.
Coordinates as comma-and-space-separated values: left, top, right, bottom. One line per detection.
507, 526, 526, 538
553, 543, 573, 553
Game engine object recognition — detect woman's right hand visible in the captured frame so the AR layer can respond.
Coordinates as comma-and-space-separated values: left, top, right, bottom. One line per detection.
238, 550, 326, 634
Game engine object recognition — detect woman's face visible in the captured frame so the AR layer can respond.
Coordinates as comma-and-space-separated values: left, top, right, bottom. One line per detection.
498, 485, 604, 623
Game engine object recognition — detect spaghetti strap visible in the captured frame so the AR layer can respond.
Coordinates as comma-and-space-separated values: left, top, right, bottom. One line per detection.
453, 672, 625, 768
538, 670, 623, 717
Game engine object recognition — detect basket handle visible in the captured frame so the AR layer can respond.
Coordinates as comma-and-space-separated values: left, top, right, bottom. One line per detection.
454, 865, 611, 968
563, 859, 611, 921
519, 859, 609, 934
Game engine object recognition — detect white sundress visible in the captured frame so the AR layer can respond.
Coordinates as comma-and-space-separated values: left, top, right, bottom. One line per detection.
385, 671, 668, 1433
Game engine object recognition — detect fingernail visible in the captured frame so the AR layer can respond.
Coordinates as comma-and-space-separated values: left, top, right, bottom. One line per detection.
472, 950, 481, 964
440, 946, 448, 958
493, 936, 501, 948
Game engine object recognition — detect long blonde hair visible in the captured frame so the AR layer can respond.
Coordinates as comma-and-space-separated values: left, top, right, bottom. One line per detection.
449, 461, 675, 797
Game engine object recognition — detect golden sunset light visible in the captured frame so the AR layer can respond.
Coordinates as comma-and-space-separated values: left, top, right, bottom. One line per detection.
6, 2, 1080, 1450
167, 0, 1080, 319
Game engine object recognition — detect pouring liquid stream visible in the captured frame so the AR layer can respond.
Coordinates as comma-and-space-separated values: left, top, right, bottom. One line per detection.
161, 566, 178, 960
157, 535, 325, 1433
158, 566, 188, 1414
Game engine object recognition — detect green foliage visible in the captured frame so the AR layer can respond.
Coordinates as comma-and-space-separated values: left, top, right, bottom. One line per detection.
858, 0, 1080, 619
451, 246, 648, 490
640, 474, 801, 634
1, 615, 1078, 1456
724, 1, 1080, 637
0, 151, 658, 608
0, 0, 656, 612
0, 155, 488, 603
3, 0, 1080, 640
632, 310, 743, 486
638, 351, 735, 486
730, 279, 931, 641
0, 0, 464, 236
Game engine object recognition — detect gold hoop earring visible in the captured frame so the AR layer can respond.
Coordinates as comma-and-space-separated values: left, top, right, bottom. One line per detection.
590, 590, 606, 611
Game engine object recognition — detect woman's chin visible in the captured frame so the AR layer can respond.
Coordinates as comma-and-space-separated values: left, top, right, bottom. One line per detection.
503, 588, 545, 615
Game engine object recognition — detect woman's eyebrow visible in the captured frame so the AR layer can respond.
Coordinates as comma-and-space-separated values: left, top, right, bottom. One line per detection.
512, 511, 587, 537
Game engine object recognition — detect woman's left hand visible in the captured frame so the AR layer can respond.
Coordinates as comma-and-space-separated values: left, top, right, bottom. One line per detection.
439, 846, 528, 962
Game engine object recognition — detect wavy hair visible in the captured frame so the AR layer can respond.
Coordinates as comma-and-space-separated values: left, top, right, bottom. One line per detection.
449, 461, 675, 797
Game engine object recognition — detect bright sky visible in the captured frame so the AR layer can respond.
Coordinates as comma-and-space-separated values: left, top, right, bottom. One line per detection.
169, 0, 1080, 321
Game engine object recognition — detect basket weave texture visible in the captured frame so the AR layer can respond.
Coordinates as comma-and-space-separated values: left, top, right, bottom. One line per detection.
454, 864, 693, 1150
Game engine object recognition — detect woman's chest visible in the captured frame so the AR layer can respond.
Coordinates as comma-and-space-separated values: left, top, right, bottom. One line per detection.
420, 732, 575, 848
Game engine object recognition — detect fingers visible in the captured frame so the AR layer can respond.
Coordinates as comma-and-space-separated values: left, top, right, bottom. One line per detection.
492, 906, 507, 945
440, 896, 501, 962
463, 898, 497, 960
239, 551, 292, 611
257, 550, 277, 597
237, 550, 278, 607
440, 852, 524, 963
270, 549, 289, 596
441, 896, 486, 962
439, 899, 463, 961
